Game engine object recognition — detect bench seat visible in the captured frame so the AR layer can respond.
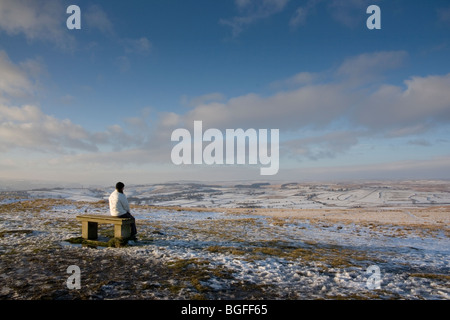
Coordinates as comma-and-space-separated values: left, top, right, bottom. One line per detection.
76, 214, 133, 240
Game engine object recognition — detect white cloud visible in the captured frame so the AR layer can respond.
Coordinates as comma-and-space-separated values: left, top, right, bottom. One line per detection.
354, 73, 450, 132
123, 37, 152, 55
221, 0, 290, 37
0, 52, 99, 154
83, 5, 151, 57
222, 0, 384, 36
182, 83, 353, 132
0, 50, 154, 159
0, 51, 36, 99
289, 0, 319, 28
0, 0, 74, 49
48, 147, 167, 167
0, 1, 152, 57
234, 0, 290, 14
289, 7, 309, 27
0, 104, 96, 153
437, 6, 450, 24
115, 37, 152, 72
0, 102, 154, 155
270, 72, 319, 89
337, 51, 408, 83
181, 92, 226, 107
2, 44, 449, 181
176, 51, 448, 136
327, 0, 375, 28
235, 0, 254, 10
291, 155, 450, 181
84, 4, 115, 35
282, 131, 360, 161
26, 50, 439, 171
155, 51, 450, 164
290, 0, 383, 30
0, 48, 146, 155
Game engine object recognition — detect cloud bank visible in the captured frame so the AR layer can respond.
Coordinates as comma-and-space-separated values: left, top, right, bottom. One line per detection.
1, 47, 450, 182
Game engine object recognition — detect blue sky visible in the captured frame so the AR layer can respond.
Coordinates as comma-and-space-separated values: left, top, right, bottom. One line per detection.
1, 0, 450, 185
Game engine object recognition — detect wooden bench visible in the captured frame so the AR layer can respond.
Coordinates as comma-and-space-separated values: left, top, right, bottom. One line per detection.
76, 215, 133, 240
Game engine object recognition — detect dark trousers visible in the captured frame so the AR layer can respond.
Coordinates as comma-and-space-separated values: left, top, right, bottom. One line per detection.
118, 212, 137, 237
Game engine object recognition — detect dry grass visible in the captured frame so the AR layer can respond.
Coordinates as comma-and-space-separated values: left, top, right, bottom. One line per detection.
0, 198, 107, 214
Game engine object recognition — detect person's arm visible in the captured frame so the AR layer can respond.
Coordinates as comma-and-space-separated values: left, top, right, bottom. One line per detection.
109, 192, 119, 216
119, 193, 131, 213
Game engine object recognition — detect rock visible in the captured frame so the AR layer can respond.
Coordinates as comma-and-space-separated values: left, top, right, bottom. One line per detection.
0, 286, 12, 296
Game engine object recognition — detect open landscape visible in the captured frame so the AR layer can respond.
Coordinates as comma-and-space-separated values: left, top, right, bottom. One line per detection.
1, 0, 450, 309
0, 180, 449, 300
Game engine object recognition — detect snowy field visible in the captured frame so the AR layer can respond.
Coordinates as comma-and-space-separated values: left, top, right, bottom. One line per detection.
9, 180, 450, 209
0, 180, 449, 299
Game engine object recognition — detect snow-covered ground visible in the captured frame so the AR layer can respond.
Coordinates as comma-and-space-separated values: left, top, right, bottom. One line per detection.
27, 188, 106, 202
0, 181, 450, 299
1, 181, 449, 299
14, 180, 450, 209
128, 208, 449, 299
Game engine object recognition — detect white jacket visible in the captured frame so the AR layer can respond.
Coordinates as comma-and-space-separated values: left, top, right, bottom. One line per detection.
109, 190, 130, 216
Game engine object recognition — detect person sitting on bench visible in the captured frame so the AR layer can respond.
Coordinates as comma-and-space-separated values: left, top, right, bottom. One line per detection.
109, 182, 137, 240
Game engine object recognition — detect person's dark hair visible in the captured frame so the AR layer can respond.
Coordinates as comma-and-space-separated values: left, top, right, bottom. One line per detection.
116, 182, 125, 191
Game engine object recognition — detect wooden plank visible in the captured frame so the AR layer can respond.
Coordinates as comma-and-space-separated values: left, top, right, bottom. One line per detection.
76, 215, 132, 225
76, 216, 130, 222
76, 214, 129, 220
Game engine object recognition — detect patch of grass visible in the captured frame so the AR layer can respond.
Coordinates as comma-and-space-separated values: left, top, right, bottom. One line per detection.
206, 240, 386, 271
165, 258, 210, 295
409, 273, 450, 281
164, 258, 234, 298
98, 226, 115, 239
161, 257, 271, 299
206, 245, 246, 256
189, 218, 263, 242
0, 198, 109, 216
64, 236, 128, 248
1, 248, 21, 255
327, 292, 383, 300
267, 217, 289, 227
0, 229, 33, 237
167, 258, 210, 272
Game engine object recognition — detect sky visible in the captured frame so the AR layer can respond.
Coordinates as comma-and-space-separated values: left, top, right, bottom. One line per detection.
1, 0, 450, 186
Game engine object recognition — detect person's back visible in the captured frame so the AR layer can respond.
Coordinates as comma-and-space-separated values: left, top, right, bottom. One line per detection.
109, 189, 130, 217
108, 182, 137, 240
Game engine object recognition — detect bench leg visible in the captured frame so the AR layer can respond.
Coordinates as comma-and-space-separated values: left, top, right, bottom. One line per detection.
82, 221, 98, 240
114, 223, 131, 239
